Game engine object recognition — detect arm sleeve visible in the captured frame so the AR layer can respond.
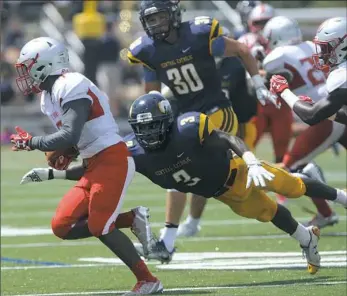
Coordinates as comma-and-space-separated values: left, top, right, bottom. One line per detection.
29, 99, 91, 151
293, 88, 347, 126
65, 164, 85, 181
143, 66, 158, 82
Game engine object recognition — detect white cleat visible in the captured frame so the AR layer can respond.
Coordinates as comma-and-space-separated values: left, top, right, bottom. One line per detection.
176, 221, 201, 238
131, 207, 155, 257
301, 226, 321, 275
301, 162, 326, 183
123, 280, 163, 295
304, 212, 339, 229
134, 240, 174, 264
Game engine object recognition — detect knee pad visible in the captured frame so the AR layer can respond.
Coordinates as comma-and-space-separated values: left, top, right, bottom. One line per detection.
51, 217, 70, 239
256, 204, 278, 222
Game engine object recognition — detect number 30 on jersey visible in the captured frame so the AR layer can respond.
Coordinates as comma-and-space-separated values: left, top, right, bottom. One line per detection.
166, 63, 204, 95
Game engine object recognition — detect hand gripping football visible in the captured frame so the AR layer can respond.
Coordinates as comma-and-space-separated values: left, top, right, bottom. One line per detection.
45, 147, 79, 170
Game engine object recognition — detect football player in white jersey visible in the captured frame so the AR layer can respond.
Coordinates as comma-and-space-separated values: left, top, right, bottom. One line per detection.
270, 17, 347, 126
10, 37, 163, 295
262, 16, 346, 228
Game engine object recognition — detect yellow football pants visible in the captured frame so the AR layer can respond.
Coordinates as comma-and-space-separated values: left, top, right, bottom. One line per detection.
237, 121, 257, 151
208, 106, 239, 136
215, 157, 306, 222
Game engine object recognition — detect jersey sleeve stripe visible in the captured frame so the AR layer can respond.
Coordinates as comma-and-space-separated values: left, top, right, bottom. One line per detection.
220, 108, 228, 131
226, 107, 236, 133
224, 108, 233, 133
199, 114, 215, 143
209, 19, 223, 55
127, 50, 155, 71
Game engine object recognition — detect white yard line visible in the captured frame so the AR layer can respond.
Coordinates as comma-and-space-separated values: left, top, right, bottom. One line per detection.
7, 281, 347, 296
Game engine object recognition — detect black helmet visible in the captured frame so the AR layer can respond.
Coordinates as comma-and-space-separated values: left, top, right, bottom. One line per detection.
139, 0, 182, 41
128, 91, 174, 150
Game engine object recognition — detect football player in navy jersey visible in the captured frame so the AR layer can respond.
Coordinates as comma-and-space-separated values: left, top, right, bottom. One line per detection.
126, 0, 276, 256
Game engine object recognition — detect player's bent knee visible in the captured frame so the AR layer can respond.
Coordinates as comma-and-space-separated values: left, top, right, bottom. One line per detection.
88, 220, 115, 237
286, 176, 306, 198
256, 203, 278, 222
51, 217, 71, 239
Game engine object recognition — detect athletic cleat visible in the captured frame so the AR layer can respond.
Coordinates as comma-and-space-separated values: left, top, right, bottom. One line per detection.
301, 162, 326, 183
134, 239, 175, 264
131, 207, 155, 257
176, 221, 201, 237
304, 212, 339, 229
123, 279, 163, 295
301, 226, 321, 274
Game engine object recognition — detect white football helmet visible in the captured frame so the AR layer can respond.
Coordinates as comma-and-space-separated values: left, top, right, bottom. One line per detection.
15, 37, 69, 95
248, 3, 275, 34
313, 17, 347, 72
262, 16, 302, 51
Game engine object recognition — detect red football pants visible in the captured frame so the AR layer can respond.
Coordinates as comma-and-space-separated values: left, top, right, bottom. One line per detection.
254, 102, 293, 162
51, 142, 135, 238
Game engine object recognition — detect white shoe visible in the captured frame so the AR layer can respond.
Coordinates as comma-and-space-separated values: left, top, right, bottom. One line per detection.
301, 162, 326, 183
123, 280, 163, 295
301, 226, 321, 274
131, 207, 155, 257
176, 221, 201, 237
304, 212, 339, 229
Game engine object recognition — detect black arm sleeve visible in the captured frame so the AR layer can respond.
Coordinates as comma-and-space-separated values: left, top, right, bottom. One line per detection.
293, 88, 347, 126
29, 99, 91, 151
204, 129, 250, 158
335, 106, 347, 125
65, 164, 85, 181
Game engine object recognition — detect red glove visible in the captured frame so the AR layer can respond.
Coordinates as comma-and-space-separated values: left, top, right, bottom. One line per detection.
298, 95, 314, 104
10, 126, 33, 151
270, 75, 289, 95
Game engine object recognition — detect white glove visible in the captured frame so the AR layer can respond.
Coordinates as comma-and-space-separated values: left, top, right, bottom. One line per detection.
242, 152, 275, 189
252, 74, 281, 109
20, 168, 51, 184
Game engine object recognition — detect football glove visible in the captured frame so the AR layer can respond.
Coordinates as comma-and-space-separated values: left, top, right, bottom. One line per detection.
242, 152, 275, 189
10, 126, 33, 151
20, 168, 51, 184
270, 74, 289, 95
252, 74, 281, 109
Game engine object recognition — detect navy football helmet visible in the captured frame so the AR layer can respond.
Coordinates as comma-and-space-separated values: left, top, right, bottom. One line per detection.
139, 0, 182, 40
128, 91, 174, 150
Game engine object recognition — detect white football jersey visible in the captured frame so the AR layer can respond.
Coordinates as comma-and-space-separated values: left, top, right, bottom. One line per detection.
263, 41, 328, 101
326, 61, 347, 93
40, 72, 122, 158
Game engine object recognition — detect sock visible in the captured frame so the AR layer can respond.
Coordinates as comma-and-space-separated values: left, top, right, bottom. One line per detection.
185, 215, 200, 229
114, 211, 135, 229
301, 175, 337, 201
132, 260, 157, 282
335, 189, 347, 207
159, 223, 178, 253
291, 223, 311, 247
310, 197, 332, 217
271, 204, 298, 235
99, 228, 142, 271
64, 219, 93, 240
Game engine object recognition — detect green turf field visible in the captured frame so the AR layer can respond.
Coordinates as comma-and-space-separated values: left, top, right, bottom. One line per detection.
1, 139, 346, 296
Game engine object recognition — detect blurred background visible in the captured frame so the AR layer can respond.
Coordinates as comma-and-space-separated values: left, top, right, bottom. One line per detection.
0, 0, 345, 141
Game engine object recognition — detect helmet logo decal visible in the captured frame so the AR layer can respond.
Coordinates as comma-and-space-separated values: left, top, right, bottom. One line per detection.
137, 112, 153, 122
158, 100, 171, 113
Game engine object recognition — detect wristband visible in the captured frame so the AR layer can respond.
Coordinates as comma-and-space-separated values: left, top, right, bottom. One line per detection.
53, 169, 67, 179
281, 89, 299, 109
242, 151, 259, 165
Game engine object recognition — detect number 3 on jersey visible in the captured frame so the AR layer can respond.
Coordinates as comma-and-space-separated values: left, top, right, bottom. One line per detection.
167, 63, 204, 94
173, 169, 201, 186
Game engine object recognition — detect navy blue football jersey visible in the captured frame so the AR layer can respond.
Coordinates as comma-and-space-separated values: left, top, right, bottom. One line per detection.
127, 17, 231, 114
125, 112, 231, 197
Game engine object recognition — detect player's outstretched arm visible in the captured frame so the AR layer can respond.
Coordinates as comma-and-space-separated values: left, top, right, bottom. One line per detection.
20, 165, 85, 184
271, 75, 347, 125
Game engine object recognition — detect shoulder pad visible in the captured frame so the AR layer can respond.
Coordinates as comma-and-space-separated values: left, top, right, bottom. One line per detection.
127, 36, 155, 70
52, 72, 92, 107
177, 112, 215, 144
263, 48, 286, 73
327, 65, 347, 93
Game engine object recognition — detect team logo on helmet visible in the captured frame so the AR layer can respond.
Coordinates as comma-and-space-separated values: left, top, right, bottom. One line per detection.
158, 100, 171, 114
